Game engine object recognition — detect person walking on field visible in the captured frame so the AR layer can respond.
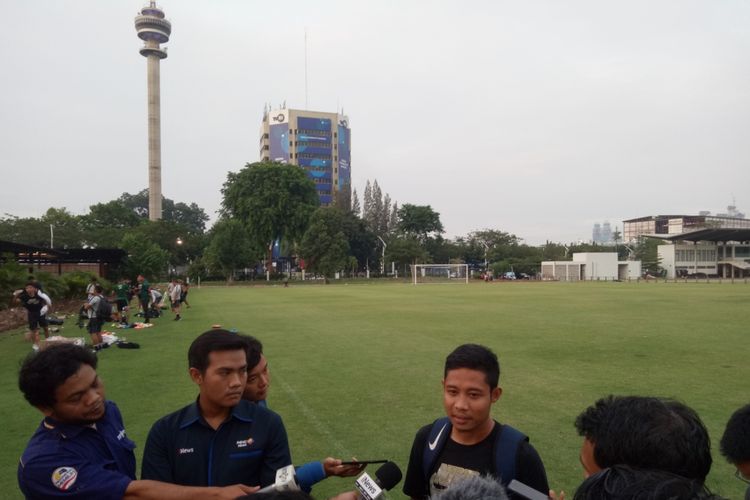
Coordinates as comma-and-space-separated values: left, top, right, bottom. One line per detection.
136, 275, 151, 324
170, 279, 183, 321
12, 281, 52, 351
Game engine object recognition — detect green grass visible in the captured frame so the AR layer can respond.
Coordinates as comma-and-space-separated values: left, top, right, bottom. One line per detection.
1, 281, 748, 499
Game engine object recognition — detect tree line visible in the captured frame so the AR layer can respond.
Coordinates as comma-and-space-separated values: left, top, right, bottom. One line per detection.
0, 162, 661, 282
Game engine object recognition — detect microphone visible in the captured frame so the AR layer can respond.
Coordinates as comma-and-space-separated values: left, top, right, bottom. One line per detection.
355, 461, 403, 500
257, 465, 300, 493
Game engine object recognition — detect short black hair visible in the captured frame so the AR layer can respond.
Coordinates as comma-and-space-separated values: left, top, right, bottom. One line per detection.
94, 284, 103, 293
720, 403, 750, 464
575, 396, 712, 482
188, 329, 249, 373
238, 334, 263, 371
18, 344, 98, 408
444, 344, 500, 389
573, 465, 717, 500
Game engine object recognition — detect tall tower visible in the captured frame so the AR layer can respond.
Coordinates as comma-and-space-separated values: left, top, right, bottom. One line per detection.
134, 2, 171, 221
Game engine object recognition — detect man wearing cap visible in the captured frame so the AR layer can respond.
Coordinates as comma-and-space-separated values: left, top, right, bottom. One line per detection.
12, 281, 52, 351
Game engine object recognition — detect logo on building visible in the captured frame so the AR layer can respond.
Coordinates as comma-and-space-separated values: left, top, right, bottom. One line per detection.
272, 113, 286, 123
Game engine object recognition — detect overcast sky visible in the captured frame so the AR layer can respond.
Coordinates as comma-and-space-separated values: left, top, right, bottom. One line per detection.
1, 1, 748, 244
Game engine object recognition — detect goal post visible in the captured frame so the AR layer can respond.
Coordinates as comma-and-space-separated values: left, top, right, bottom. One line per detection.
411, 264, 469, 285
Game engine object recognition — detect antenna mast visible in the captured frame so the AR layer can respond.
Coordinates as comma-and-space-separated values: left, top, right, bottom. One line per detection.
304, 28, 308, 109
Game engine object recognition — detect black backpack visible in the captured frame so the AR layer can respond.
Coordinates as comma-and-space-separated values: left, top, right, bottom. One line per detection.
98, 298, 113, 322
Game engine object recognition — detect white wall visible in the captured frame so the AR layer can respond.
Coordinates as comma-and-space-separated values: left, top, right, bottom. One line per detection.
573, 252, 619, 280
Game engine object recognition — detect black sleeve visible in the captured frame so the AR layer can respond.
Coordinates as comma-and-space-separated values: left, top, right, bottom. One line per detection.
402, 424, 431, 499
513, 440, 549, 497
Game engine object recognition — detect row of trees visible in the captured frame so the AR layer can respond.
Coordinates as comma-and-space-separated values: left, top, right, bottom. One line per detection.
0, 162, 662, 282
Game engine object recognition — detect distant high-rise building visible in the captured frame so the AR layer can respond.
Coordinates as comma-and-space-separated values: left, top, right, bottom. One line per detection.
592, 223, 602, 243
601, 221, 612, 243
259, 107, 351, 208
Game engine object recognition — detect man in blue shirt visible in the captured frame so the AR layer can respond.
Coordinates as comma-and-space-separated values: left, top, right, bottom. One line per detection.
17, 344, 255, 499
141, 329, 292, 488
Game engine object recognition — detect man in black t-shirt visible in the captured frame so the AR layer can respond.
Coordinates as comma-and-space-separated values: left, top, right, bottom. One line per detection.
403, 344, 548, 499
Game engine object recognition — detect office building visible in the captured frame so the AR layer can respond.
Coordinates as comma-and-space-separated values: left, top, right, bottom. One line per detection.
259, 107, 351, 207
623, 213, 750, 243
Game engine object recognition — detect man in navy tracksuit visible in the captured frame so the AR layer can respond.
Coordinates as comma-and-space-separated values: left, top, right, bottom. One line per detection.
17, 344, 255, 499
141, 329, 291, 488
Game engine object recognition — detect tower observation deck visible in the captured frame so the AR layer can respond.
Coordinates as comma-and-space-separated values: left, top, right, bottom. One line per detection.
134, 2, 171, 220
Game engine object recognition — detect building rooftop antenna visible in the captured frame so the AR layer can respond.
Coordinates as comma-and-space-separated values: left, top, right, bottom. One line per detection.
304, 28, 309, 110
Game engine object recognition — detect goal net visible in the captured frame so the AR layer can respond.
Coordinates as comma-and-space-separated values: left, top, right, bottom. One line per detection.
411, 264, 469, 285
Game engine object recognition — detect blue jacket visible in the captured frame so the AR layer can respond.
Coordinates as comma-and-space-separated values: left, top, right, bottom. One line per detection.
141, 398, 291, 488
18, 401, 136, 499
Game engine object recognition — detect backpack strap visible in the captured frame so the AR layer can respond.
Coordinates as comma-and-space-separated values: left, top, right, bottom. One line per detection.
493, 424, 528, 486
422, 417, 452, 480
422, 418, 528, 487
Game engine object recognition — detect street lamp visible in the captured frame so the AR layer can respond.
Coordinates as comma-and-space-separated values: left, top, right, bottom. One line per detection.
481, 241, 489, 272
376, 235, 387, 275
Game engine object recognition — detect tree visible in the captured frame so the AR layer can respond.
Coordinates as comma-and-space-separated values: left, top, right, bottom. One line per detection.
117, 189, 209, 233
339, 211, 377, 271
0, 208, 84, 248
351, 188, 361, 217
334, 184, 352, 212
634, 236, 662, 276
299, 208, 350, 281
40, 208, 85, 248
221, 162, 319, 269
204, 219, 255, 282
397, 204, 444, 243
82, 201, 143, 247
120, 233, 169, 280
361, 179, 396, 238
385, 237, 427, 270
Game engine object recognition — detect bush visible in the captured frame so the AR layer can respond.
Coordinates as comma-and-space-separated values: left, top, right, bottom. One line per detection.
58, 271, 112, 299
0, 255, 27, 310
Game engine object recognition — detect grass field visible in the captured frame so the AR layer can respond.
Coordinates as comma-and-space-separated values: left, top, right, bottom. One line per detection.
1, 281, 748, 499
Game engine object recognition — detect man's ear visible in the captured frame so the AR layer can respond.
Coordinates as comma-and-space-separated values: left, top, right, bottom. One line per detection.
37, 405, 54, 418
189, 367, 203, 385
491, 386, 502, 403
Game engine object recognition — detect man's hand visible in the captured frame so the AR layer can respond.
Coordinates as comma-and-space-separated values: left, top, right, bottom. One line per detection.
328, 491, 358, 500
214, 484, 258, 499
549, 489, 565, 500
323, 457, 366, 477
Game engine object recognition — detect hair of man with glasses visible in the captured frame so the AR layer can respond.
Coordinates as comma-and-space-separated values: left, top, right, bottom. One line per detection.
574, 396, 712, 482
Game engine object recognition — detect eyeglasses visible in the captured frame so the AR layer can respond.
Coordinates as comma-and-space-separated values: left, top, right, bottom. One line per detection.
736, 469, 750, 484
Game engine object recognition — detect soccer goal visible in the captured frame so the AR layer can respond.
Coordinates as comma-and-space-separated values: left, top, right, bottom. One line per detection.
411, 264, 469, 285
